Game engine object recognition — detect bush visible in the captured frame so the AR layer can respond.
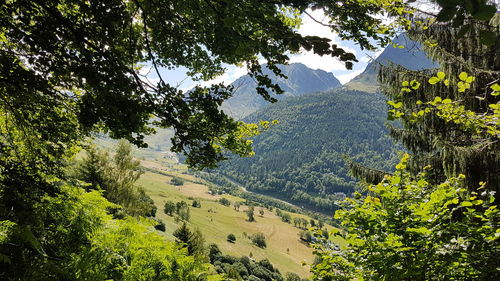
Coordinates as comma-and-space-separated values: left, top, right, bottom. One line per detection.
251, 233, 266, 248
170, 176, 185, 186
154, 219, 166, 232
227, 233, 236, 243
285, 272, 301, 281
164, 200, 176, 216
299, 230, 312, 243
218, 197, 231, 206
192, 199, 201, 208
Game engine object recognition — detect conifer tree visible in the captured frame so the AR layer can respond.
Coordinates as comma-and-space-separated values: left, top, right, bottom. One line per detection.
352, 13, 500, 196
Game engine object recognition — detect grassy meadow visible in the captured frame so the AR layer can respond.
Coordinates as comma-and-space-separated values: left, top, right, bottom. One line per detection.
138, 162, 344, 278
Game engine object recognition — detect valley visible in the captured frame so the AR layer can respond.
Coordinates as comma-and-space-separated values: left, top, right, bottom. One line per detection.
137, 159, 344, 278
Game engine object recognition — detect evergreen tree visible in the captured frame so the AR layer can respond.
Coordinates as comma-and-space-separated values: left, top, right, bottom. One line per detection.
76, 145, 111, 190
352, 15, 500, 196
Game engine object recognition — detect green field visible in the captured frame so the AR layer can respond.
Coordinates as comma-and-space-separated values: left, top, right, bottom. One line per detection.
138, 161, 344, 278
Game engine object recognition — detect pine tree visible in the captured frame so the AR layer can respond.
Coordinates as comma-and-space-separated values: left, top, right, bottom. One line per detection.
354, 15, 500, 195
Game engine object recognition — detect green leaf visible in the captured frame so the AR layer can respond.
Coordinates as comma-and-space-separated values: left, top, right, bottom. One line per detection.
410, 80, 421, 90
479, 30, 497, 46
461, 201, 473, 207
472, 5, 497, 21
457, 24, 472, 37
459, 72, 468, 81
429, 77, 440, 84
436, 6, 457, 22
436, 72, 446, 80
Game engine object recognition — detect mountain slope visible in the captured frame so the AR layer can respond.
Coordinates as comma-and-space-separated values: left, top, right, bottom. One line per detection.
215, 88, 400, 213
346, 33, 439, 93
213, 36, 438, 214
222, 63, 341, 118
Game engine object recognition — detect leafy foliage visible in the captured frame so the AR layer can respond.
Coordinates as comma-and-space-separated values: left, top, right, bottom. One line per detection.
171, 176, 185, 186
311, 155, 500, 280
227, 233, 236, 243
251, 233, 267, 248
173, 223, 206, 257
246, 206, 256, 222
208, 244, 286, 281
76, 140, 156, 217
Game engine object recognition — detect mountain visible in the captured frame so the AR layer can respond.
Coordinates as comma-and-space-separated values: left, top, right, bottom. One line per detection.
222, 63, 341, 118
214, 89, 400, 213
212, 35, 438, 214
345, 33, 439, 93
98, 63, 341, 154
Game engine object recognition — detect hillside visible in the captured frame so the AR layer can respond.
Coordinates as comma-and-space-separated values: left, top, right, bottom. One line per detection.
209, 35, 440, 214
214, 88, 401, 214
137, 161, 344, 278
222, 63, 341, 119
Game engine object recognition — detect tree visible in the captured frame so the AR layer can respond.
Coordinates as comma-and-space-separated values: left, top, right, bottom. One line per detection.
172, 223, 205, 256
300, 218, 308, 229
77, 141, 155, 217
299, 230, 312, 243
227, 233, 236, 243
293, 217, 301, 228
312, 155, 500, 280
76, 145, 111, 191
192, 198, 201, 208
246, 206, 255, 222
309, 219, 316, 228
219, 197, 231, 206
1, 0, 479, 278
154, 219, 166, 232
164, 200, 176, 216
234, 201, 241, 211
312, 4, 500, 281
251, 233, 267, 248
285, 272, 301, 281
170, 176, 185, 186
281, 213, 291, 223
176, 201, 191, 221
258, 207, 265, 217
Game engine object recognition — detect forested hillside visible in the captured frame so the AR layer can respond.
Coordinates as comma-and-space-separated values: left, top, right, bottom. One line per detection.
215, 88, 400, 213
213, 36, 439, 214
222, 63, 341, 119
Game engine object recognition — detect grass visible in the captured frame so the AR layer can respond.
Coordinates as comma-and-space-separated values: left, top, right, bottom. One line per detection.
138, 168, 344, 278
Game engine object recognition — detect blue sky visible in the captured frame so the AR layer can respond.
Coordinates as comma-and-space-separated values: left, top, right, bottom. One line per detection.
148, 8, 389, 91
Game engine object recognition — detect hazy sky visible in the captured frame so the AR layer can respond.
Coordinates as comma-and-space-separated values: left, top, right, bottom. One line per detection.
148, 9, 393, 91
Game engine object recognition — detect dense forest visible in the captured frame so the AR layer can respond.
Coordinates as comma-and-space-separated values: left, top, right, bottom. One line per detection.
215, 89, 400, 213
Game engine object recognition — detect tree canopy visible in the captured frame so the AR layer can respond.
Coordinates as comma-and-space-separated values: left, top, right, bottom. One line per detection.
2, 0, 499, 279
0, 0, 411, 169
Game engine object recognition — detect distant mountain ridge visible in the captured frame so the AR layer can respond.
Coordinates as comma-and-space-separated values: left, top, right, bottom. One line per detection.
345, 33, 439, 93
222, 63, 341, 119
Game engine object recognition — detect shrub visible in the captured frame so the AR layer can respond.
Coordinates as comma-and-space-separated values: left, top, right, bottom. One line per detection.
218, 197, 231, 206
227, 233, 236, 243
170, 176, 185, 186
192, 199, 201, 208
154, 219, 166, 232
251, 233, 266, 248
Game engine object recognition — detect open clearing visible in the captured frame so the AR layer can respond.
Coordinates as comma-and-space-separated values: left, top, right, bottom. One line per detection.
138, 168, 344, 278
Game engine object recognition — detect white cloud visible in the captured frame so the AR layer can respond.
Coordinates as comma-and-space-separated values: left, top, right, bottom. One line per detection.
336, 69, 364, 84
193, 65, 248, 88
289, 8, 358, 72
